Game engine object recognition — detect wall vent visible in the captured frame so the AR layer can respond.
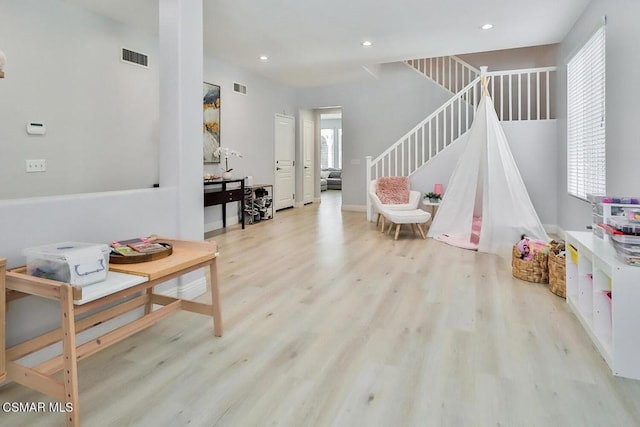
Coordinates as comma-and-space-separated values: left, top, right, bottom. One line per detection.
233, 82, 247, 95
121, 48, 149, 68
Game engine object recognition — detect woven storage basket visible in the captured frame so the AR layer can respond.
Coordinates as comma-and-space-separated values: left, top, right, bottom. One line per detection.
548, 240, 566, 298
548, 252, 566, 298
512, 245, 549, 283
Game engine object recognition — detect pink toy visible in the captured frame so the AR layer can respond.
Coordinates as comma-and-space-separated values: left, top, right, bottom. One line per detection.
517, 234, 550, 261
517, 236, 532, 260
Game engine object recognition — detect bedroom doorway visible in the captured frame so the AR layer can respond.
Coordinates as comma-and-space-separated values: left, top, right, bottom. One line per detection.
319, 110, 342, 198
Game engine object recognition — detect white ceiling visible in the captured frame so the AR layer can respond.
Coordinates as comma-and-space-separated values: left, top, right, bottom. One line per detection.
67, 0, 591, 87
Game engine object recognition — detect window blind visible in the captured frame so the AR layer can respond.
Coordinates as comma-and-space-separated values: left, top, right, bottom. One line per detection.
567, 26, 606, 200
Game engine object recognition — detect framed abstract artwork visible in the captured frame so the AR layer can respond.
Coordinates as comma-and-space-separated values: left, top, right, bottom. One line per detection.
203, 82, 220, 163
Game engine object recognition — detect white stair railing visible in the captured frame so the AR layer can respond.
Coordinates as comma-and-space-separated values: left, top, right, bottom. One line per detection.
366, 77, 481, 220
487, 67, 557, 121
406, 56, 480, 94
365, 66, 558, 221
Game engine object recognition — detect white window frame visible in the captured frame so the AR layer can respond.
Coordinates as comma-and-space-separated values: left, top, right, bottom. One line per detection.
567, 26, 606, 200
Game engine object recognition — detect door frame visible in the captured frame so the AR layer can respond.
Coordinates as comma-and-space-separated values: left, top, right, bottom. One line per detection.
274, 113, 296, 211
302, 118, 314, 205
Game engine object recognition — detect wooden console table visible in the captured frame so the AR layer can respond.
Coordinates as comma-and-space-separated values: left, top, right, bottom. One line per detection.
204, 178, 245, 229
3, 238, 222, 426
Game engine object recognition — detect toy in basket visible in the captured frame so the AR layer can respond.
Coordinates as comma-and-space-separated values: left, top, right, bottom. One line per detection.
512, 235, 550, 283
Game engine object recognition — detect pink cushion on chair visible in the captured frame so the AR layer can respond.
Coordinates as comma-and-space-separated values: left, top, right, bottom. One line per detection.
376, 177, 410, 204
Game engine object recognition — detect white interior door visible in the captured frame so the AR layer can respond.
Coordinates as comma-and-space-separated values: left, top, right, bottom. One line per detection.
275, 114, 295, 210
302, 119, 314, 204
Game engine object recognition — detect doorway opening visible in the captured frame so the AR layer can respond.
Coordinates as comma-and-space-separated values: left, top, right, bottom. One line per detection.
319, 111, 342, 200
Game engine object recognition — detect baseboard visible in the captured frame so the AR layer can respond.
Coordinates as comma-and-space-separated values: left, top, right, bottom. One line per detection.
158, 281, 178, 297
342, 204, 367, 212
554, 225, 567, 240
179, 276, 207, 299
543, 224, 568, 239
205, 216, 239, 233
294, 201, 305, 208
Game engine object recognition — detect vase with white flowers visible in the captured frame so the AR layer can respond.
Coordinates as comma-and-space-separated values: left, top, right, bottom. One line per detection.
214, 147, 242, 179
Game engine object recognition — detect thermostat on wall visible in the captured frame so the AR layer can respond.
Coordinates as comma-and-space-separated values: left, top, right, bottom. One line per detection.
26, 122, 46, 135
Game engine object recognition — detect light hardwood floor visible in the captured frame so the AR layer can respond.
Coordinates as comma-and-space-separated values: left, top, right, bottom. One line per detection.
3, 190, 640, 426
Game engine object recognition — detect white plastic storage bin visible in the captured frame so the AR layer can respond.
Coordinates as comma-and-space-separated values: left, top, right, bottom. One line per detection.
23, 242, 110, 286
611, 240, 640, 266
607, 217, 640, 236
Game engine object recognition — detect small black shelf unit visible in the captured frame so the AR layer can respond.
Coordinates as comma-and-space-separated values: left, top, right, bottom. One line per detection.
244, 184, 274, 224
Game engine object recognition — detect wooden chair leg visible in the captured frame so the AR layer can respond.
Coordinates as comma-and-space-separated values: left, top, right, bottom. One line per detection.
380, 216, 386, 232
387, 222, 393, 235
416, 223, 426, 239
394, 224, 401, 240
376, 213, 381, 227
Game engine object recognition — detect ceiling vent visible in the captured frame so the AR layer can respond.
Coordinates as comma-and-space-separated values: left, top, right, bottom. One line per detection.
121, 48, 148, 68
233, 82, 247, 95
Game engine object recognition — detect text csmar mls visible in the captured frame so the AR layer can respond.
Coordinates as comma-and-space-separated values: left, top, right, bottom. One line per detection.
2, 401, 74, 413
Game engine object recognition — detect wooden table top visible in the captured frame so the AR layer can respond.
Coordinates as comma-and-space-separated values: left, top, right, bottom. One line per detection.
108, 238, 217, 280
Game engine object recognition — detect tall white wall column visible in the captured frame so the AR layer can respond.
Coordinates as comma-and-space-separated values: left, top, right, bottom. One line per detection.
159, 0, 206, 298
159, 0, 204, 241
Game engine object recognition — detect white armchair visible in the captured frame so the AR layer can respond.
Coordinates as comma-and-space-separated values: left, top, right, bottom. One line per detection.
369, 179, 421, 231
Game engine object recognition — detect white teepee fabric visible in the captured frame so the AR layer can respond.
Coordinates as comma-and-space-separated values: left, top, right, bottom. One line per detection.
427, 76, 548, 254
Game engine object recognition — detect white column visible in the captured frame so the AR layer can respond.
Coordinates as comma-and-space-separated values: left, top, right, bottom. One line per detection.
159, 0, 206, 298
159, 0, 204, 241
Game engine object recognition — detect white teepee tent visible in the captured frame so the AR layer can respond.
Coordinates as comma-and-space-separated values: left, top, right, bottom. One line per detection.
427, 67, 549, 254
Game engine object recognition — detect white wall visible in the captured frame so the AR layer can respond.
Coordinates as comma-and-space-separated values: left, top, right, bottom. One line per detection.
410, 120, 558, 227
0, 188, 177, 266
0, 0, 160, 199
458, 44, 559, 71
0, 0, 203, 363
504, 121, 558, 227
202, 56, 297, 231
556, 0, 640, 231
297, 62, 452, 209
0, 187, 178, 347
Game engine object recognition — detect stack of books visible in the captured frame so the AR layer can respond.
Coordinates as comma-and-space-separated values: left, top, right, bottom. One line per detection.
111, 237, 166, 257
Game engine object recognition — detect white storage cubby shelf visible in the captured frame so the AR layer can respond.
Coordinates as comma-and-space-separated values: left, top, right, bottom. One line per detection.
566, 231, 640, 380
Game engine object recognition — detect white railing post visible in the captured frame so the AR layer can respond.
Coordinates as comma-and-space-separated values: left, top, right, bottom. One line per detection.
366, 155, 372, 221
485, 66, 556, 121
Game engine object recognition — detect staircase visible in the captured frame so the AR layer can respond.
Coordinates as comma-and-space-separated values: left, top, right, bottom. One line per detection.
406, 56, 480, 95
366, 56, 557, 220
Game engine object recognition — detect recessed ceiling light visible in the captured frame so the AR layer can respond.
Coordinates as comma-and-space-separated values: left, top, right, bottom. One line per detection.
361, 41, 372, 47
259, 55, 268, 61
481, 23, 494, 30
